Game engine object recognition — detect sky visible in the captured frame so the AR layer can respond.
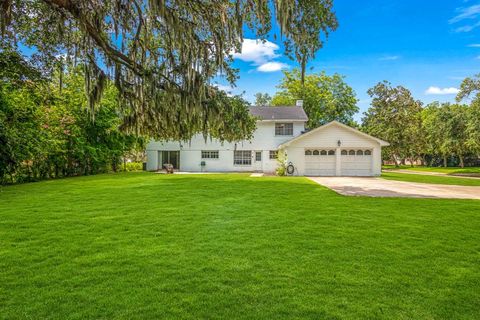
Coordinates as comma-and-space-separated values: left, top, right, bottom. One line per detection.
217, 0, 480, 121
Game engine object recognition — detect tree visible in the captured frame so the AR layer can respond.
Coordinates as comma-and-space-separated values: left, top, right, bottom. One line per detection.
254, 93, 272, 106
0, 48, 146, 183
0, 49, 44, 183
422, 102, 472, 168
456, 74, 480, 155
271, 69, 358, 128
1, 0, 338, 141
362, 81, 423, 166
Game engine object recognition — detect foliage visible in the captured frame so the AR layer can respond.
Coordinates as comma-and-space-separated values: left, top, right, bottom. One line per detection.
362, 81, 423, 165
275, 150, 287, 176
0, 50, 144, 184
254, 92, 272, 106
456, 74, 480, 154
119, 162, 144, 172
422, 102, 475, 167
272, 69, 359, 128
1, 173, 480, 319
0, 0, 337, 141
362, 77, 480, 168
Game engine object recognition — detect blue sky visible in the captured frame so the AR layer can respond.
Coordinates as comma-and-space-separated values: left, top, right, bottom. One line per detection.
219, 0, 480, 121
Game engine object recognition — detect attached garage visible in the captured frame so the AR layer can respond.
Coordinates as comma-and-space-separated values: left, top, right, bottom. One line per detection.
304, 149, 336, 176
340, 149, 373, 176
279, 121, 389, 177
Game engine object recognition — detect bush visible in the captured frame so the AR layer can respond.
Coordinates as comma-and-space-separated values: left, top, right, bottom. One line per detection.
275, 150, 287, 176
120, 162, 143, 172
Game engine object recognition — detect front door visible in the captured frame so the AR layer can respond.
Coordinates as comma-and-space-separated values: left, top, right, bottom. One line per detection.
161, 151, 180, 169
254, 151, 263, 171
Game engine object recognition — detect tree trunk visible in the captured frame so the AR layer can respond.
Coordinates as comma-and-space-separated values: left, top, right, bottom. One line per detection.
459, 155, 464, 168
443, 155, 447, 168
393, 156, 399, 167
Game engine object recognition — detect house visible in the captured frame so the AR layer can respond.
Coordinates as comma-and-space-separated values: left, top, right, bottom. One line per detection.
146, 104, 389, 176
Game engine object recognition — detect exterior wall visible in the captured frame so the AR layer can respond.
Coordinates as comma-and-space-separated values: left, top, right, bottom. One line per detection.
146, 121, 305, 172
284, 125, 382, 176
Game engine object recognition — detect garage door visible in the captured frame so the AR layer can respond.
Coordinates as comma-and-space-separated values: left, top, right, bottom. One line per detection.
304, 149, 336, 176
340, 149, 372, 176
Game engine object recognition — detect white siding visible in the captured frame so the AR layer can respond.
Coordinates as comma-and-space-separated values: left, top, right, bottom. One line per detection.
146, 120, 385, 176
284, 124, 383, 176
146, 121, 305, 172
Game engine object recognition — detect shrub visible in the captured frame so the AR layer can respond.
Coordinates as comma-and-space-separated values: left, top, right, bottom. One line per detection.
276, 150, 287, 176
120, 162, 143, 172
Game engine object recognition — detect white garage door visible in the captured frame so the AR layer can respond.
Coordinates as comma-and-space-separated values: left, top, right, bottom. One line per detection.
304, 149, 336, 176
340, 149, 372, 176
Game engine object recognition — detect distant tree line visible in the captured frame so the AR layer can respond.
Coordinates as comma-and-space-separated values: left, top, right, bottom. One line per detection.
362, 79, 480, 167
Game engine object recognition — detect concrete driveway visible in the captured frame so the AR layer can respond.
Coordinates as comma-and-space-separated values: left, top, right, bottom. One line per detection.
308, 177, 480, 199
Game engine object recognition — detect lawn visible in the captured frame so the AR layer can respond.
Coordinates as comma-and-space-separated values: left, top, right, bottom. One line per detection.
383, 165, 480, 175
1, 173, 479, 319
381, 172, 480, 186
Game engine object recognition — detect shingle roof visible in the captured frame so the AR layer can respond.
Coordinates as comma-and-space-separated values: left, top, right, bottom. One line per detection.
248, 106, 308, 121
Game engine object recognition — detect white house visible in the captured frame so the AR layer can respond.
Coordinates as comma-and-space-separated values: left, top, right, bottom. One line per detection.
146, 105, 389, 176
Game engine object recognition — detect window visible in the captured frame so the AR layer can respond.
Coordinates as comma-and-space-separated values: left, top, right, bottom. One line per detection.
255, 151, 262, 161
201, 150, 219, 159
341, 150, 348, 155
320, 150, 327, 155
349, 150, 356, 155
305, 150, 312, 156
313, 150, 320, 155
328, 150, 335, 155
365, 150, 372, 156
234, 150, 251, 165
356, 150, 364, 156
275, 123, 293, 135
269, 150, 278, 160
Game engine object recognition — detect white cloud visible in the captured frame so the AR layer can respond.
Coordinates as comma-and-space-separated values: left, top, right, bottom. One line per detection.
257, 62, 289, 72
232, 39, 279, 64
379, 55, 400, 61
450, 5, 480, 32
455, 21, 480, 32
449, 4, 480, 23
468, 43, 480, 47
232, 38, 288, 72
425, 86, 460, 95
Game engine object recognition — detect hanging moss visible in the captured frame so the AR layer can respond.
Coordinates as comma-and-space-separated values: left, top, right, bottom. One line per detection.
0, 0, 337, 141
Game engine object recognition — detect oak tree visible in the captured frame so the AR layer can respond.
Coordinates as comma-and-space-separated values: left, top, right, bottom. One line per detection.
1, 0, 337, 141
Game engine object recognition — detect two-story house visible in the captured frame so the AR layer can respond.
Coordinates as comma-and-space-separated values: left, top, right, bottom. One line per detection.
146, 104, 389, 176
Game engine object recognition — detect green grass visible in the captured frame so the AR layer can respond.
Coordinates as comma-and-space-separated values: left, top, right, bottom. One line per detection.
1, 173, 480, 319
383, 165, 480, 175
381, 172, 480, 186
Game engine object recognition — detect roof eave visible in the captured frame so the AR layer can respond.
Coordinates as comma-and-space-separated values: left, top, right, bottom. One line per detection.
256, 119, 308, 122
278, 121, 390, 148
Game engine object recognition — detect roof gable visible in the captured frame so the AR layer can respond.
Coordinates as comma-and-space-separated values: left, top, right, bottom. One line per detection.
249, 106, 308, 121
279, 121, 389, 147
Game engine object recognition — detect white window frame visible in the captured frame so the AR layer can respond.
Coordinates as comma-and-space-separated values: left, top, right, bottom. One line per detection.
201, 150, 219, 159
269, 150, 278, 160
275, 123, 293, 136
234, 150, 252, 166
